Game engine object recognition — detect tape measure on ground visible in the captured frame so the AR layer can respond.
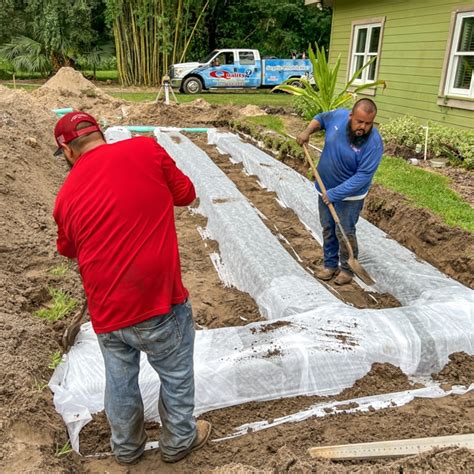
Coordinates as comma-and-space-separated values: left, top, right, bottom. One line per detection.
308, 433, 474, 460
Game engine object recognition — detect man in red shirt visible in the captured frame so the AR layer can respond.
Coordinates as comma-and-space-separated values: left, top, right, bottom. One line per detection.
53, 111, 211, 464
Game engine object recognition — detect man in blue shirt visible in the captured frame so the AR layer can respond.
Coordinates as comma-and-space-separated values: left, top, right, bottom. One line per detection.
297, 99, 383, 285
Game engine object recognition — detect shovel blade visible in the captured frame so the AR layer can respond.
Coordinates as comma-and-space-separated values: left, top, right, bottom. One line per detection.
348, 257, 376, 286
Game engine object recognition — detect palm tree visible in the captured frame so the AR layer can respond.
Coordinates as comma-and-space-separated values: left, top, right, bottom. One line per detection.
0, 35, 52, 76
76, 42, 116, 80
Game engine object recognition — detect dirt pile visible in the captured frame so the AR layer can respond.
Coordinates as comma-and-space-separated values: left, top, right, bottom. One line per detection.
31, 67, 124, 122
339, 363, 417, 399
240, 105, 267, 116
433, 352, 474, 387
127, 99, 237, 129
0, 85, 83, 471
0, 84, 66, 309
33, 67, 117, 103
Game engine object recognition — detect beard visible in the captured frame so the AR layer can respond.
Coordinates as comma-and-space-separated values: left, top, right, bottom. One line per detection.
346, 122, 371, 148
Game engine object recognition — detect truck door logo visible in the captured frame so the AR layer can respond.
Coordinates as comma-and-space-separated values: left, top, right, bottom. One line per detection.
210, 70, 253, 80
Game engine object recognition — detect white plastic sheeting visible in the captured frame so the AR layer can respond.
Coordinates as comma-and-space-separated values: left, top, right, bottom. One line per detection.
50, 130, 474, 453
208, 130, 470, 306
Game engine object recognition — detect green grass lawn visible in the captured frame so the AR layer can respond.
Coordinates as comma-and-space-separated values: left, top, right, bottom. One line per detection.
375, 155, 473, 233
110, 91, 294, 107
2, 83, 39, 91
82, 70, 118, 80
0, 68, 118, 81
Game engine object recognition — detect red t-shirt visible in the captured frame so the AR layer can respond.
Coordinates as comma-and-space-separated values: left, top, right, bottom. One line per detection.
53, 136, 196, 333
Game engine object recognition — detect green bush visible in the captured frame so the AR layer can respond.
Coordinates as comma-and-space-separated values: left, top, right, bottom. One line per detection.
293, 96, 321, 121
379, 115, 474, 169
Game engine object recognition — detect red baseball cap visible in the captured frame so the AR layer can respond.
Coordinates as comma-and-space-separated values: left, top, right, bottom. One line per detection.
54, 111, 101, 156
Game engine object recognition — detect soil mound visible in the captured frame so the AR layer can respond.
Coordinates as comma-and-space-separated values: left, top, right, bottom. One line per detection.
0, 85, 63, 287
433, 352, 474, 387
187, 98, 212, 109
387, 447, 474, 473
0, 85, 83, 471
34, 67, 112, 100
127, 100, 237, 128
339, 363, 416, 399
240, 105, 267, 117
31, 67, 124, 120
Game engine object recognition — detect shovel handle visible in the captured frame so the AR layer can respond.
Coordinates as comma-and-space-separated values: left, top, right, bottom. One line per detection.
302, 144, 355, 260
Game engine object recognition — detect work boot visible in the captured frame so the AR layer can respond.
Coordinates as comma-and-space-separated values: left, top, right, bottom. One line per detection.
161, 420, 212, 463
314, 266, 338, 281
334, 270, 352, 286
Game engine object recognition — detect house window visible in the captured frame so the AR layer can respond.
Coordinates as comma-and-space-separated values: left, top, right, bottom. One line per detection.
445, 12, 474, 98
350, 23, 382, 84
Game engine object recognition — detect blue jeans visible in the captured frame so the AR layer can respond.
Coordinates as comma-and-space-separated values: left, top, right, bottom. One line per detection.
96, 300, 196, 463
318, 196, 364, 274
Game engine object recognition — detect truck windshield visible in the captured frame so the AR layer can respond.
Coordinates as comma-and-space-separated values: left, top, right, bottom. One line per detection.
200, 51, 218, 63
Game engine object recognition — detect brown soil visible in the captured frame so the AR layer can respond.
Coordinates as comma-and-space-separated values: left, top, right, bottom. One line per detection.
75, 359, 472, 470
176, 204, 263, 328
76, 389, 473, 473
432, 352, 474, 388
338, 363, 419, 399
364, 184, 474, 288
1, 69, 473, 473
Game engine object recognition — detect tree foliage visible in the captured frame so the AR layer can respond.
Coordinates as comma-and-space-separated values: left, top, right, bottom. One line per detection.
0, 0, 332, 84
202, 0, 331, 58
0, 0, 27, 44
0, 0, 108, 75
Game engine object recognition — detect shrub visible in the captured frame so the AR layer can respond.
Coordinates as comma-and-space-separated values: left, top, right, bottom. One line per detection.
0, 69, 12, 80
379, 115, 474, 169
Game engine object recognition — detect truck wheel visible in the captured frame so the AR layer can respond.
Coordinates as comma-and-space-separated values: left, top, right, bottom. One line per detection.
289, 79, 303, 88
183, 77, 203, 94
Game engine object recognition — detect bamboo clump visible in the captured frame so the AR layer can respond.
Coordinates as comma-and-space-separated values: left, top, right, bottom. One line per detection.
109, 0, 209, 86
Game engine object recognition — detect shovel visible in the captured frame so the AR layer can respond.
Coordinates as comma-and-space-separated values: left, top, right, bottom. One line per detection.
302, 144, 375, 286
61, 295, 88, 352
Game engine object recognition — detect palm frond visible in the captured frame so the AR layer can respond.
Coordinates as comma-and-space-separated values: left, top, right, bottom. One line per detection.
274, 44, 386, 120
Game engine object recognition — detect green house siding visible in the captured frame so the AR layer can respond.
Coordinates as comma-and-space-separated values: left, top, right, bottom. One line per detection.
328, 0, 474, 129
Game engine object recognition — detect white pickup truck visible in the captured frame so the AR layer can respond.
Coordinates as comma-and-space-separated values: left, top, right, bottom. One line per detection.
169, 48, 312, 94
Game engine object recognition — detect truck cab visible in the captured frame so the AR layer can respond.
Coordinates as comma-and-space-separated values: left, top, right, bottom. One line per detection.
170, 49, 262, 94
170, 49, 311, 94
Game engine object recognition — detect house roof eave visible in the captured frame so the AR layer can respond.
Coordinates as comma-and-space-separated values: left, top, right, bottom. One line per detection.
304, 0, 333, 7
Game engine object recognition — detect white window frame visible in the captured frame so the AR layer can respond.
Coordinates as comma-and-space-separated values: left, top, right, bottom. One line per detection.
349, 21, 383, 85
444, 11, 474, 99
239, 51, 255, 65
